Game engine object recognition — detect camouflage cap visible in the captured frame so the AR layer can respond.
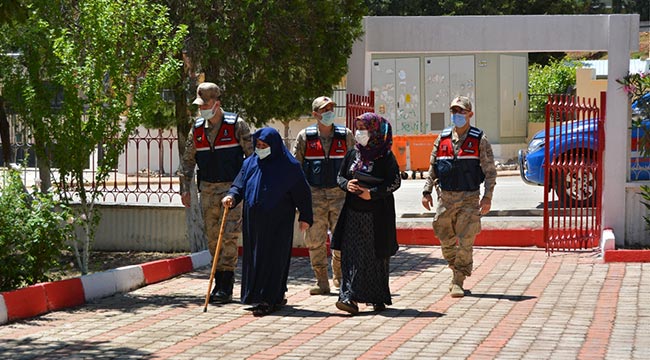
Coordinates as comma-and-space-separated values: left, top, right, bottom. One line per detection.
192, 82, 221, 105
312, 96, 336, 112
450, 96, 472, 111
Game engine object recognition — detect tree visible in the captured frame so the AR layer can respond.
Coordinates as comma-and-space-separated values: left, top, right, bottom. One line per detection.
198, 0, 366, 127
528, 57, 581, 122
1, 0, 186, 273
159, 0, 366, 252
0, 1, 28, 166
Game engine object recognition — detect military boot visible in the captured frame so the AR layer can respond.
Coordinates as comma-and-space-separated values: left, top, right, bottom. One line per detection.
309, 267, 330, 295
211, 271, 234, 304
331, 250, 342, 289
450, 270, 466, 298
209, 272, 221, 301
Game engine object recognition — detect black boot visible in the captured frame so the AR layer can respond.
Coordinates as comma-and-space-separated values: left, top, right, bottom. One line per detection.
210, 271, 223, 303
210, 271, 234, 304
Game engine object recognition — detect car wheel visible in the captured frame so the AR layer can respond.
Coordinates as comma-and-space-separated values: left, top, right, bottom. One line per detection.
400, 172, 409, 180
553, 153, 597, 208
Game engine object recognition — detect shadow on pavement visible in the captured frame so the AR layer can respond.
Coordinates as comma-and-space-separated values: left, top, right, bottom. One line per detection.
260, 306, 445, 319
464, 292, 536, 302
0, 338, 151, 359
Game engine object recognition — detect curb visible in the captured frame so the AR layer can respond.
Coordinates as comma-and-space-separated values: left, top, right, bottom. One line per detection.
604, 249, 650, 262
0, 251, 211, 325
2, 227, 645, 325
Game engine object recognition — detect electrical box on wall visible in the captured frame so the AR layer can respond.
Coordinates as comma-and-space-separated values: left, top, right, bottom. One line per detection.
371, 58, 421, 135
424, 55, 475, 132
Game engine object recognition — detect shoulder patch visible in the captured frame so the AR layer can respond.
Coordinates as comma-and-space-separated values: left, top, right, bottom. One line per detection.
333, 124, 347, 138
305, 125, 318, 137
194, 117, 206, 128
467, 127, 483, 139
223, 112, 237, 124
440, 127, 453, 137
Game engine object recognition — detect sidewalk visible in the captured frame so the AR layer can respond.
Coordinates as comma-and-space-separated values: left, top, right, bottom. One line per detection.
1, 247, 648, 359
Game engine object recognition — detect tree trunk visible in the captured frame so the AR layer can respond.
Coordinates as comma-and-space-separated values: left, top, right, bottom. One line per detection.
0, 98, 12, 165
185, 178, 207, 252
38, 159, 51, 193
282, 120, 292, 148
174, 60, 206, 253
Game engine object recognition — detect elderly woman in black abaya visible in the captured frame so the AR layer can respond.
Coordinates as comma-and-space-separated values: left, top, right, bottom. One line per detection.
331, 112, 401, 315
222, 127, 313, 316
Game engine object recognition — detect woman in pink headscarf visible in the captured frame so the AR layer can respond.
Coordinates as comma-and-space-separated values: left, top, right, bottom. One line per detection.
331, 112, 401, 315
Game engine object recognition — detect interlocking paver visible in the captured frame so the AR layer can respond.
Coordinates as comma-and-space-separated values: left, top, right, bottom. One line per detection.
1, 247, 649, 359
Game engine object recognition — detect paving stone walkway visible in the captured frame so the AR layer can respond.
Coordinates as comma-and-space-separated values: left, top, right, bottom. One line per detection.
1, 246, 648, 359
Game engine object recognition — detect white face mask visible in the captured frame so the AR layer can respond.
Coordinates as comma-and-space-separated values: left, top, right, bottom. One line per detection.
319, 111, 336, 126
255, 147, 271, 159
199, 102, 217, 121
355, 130, 370, 146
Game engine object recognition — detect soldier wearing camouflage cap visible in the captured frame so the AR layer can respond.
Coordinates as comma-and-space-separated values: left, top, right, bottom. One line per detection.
421, 96, 496, 298
291, 96, 355, 295
180, 82, 253, 304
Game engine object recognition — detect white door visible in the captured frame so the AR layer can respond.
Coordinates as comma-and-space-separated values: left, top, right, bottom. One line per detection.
394, 58, 421, 135
371, 58, 420, 135
371, 59, 397, 125
424, 56, 450, 132
499, 55, 528, 137
424, 55, 475, 132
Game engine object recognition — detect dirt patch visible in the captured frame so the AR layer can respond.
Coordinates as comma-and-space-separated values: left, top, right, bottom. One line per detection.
49, 250, 190, 280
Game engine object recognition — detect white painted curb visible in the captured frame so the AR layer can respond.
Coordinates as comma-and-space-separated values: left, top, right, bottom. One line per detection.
0, 295, 7, 325
601, 228, 616, 252
81, 271, 118, 301
191, 250, 211, 269
111, 265, 145, 293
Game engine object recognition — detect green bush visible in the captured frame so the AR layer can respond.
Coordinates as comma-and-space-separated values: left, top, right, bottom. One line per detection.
0, 169, 73, 291
528, 58, 581, 122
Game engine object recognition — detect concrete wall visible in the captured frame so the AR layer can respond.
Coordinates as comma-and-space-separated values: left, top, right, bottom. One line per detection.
347, 14, 640, 244
576, 68, 607, 107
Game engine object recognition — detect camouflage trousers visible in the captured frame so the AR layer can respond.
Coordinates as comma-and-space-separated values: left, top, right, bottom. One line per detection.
305, 187, 344, 277
432, 190, 482, 277
199, 181, 242, 272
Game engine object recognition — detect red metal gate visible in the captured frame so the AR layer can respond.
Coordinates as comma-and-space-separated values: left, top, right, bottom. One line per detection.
544, 92, 605, 252
346, 91, 375, 131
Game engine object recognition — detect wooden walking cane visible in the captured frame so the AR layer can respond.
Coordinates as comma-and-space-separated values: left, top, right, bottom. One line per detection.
203, 206, 230, 312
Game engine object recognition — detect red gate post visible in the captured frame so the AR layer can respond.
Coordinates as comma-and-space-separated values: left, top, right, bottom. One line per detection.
346, 91, 375, 131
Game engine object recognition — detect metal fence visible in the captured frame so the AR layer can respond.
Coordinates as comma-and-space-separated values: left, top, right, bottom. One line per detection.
544, 93, 603, 252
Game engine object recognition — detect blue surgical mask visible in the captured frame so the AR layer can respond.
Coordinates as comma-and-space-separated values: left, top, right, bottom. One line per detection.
355, 130, 370, 146
319, 111, 336, 126
451, 113, 467, 128
255, 147, 271, 159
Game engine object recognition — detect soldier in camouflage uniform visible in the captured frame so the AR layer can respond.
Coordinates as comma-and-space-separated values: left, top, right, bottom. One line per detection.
291, 96, 355, 295
181, 82, 253, 304
421, 96, 496, 298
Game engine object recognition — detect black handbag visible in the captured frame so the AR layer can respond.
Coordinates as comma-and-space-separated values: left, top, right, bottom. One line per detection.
353, 171, 384, 188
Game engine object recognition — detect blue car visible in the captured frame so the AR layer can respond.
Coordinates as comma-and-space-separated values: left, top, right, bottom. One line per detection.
518, 93, 650, 208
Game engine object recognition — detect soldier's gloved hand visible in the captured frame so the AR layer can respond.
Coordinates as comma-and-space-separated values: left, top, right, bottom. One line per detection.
421, 193, 433, 211
221, 195, 234, 209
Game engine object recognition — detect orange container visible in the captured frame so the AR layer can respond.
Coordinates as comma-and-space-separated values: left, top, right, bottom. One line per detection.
392, 135, 409, 172
407, 134, 438, 174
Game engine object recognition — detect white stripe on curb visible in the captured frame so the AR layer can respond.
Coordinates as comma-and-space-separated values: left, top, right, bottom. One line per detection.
81, 271, 118, 302
0, 295, 7, 325
111, 265, 145, 293
191, 250, 211, 269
